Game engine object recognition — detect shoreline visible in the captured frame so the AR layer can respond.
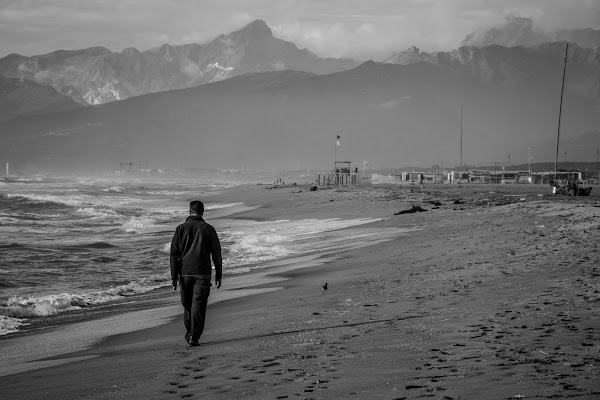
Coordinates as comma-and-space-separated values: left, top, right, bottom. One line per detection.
0, 209, 410, 378
1, 183, 599, 399
0, 220, 411, 378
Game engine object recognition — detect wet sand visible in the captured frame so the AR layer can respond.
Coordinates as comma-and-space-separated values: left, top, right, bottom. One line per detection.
1, 182, 599, 399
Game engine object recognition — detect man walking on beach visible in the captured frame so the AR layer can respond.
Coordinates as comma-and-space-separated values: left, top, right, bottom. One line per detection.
170, 200, 222, 346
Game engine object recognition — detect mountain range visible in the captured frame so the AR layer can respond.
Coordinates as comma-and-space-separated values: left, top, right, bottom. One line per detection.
1, 18, 599, 172
1, 17, 599, 108
384, 42, 599, 99
461, 16, 600, 49
1, 53, 598, 172
0, 20, 356, 106
0, 75, 80, 122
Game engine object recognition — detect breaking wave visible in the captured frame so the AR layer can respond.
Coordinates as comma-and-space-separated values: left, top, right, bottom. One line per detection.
76, 207, 119, 219
0, 315, 29, 336
0, 273, 170, 321
102, 186, 125, 193
121, 216, 157, 233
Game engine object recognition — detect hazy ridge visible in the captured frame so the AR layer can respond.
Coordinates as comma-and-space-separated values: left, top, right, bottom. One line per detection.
1, 18, 599, 172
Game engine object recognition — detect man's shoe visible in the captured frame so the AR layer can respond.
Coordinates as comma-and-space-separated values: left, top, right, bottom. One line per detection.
188, 339, 200, 347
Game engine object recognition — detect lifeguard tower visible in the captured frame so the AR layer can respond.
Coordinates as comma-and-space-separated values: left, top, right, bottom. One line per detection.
317, 161, 358, 186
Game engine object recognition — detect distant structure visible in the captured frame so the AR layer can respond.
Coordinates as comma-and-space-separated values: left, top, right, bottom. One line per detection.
371, 169, 588, 185
119, 162, 142, 175
318, 133, 359, 186
317, 161, 359, 186
5, 162, 8, 177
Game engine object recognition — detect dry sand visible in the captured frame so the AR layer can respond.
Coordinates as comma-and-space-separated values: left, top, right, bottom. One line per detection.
1, 182, 599, 399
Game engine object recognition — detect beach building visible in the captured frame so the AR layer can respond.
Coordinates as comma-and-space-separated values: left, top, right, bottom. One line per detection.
371, 169, 587, 185
317, 161, 359, 186
465, 170, 523, 184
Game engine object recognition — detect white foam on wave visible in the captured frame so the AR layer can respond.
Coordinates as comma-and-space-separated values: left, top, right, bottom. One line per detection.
121, 216, 157, 233
0, 315, 29, 336
9, 178, 37, 182
228, 232, 292, 264
221, 217, 387, 269
76, 207, 118, 219
0, 216, 19, 224
0, 273, 170, 323
102, 186, 125, 193
149, 206, 188, 220
6, 193, 84, 207
6, 192, 138, 208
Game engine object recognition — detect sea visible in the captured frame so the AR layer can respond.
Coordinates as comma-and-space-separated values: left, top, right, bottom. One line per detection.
0, 175, 406, 337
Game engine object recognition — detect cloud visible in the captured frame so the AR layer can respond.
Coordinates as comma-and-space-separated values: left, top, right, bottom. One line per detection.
0, 0, 597, 58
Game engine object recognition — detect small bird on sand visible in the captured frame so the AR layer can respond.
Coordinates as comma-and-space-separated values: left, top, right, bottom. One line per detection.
322, 283, 328, 294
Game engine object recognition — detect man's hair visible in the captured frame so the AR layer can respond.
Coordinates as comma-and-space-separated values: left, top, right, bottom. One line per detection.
189, 200, 204, 215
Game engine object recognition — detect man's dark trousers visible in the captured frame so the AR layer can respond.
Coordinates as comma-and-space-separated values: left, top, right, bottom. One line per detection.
180, 276, 211, 342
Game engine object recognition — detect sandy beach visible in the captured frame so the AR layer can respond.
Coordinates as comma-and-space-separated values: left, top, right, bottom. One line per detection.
1, 182, 599, 399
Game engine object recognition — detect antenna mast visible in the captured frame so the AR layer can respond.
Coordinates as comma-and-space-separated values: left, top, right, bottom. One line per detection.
460, 104, 463, 171
554, 43, 569, 189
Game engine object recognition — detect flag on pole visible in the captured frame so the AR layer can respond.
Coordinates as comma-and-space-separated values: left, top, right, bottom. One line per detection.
336, 135, 341, 146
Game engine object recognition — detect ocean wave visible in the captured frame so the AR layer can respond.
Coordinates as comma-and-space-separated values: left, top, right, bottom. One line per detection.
5, 193, 85, 207
0, 315, 29, 336
102, 186, 125, 193
121, 216, 157, 233
146, 190, 187, 196
0, 279, 17, 288
220, 217, 387, 269
91, 256, 118, 263
73, 242, 117, 249
228, 233, 292, 263
0, 273, 170, 320
0, 216, 20, 224
5, 178, 38, 182
0, 243, 23, 249
76, 207, 119, 219
206, 202, 244, 210
5, 192, 139, 208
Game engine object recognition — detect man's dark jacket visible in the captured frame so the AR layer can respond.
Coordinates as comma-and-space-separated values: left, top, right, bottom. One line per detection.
170, 216, 222, 281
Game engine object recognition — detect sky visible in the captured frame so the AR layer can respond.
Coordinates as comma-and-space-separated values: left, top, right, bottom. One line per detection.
0, 0, 599, 60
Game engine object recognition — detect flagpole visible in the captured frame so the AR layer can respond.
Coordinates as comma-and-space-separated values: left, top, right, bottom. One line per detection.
334, 134, 337, 170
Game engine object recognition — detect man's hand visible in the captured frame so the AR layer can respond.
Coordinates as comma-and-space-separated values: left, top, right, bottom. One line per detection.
216, 279, 221, 289
172, 279, 178, 291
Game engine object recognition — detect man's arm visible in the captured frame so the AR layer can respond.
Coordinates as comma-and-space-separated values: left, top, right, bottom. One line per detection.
170, 228, 182, 290
209, 225, 222, 288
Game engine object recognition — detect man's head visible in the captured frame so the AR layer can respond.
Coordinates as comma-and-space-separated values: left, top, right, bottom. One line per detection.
189, 200, 204, 216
